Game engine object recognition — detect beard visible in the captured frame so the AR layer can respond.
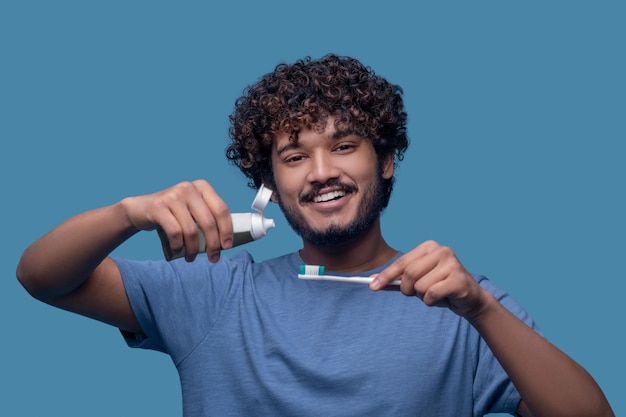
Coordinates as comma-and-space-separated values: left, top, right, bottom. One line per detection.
274, 171, 387, 247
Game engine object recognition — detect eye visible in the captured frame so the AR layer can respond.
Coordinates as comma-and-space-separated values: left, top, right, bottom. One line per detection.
283, 153, 306, 164
334, 142, 356, 153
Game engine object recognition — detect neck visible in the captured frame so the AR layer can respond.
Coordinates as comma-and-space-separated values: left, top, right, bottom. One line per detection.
298, 218, 397, 272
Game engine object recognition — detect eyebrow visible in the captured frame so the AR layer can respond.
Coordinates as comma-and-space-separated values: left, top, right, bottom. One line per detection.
275, 130, 357, 157
276, 142, 299, 157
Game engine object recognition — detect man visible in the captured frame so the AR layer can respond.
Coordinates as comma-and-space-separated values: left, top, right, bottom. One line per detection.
17, 54, 613, 416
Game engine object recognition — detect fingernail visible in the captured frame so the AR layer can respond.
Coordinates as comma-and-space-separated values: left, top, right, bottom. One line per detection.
222, 239, 233, 249
369, 278, 380, 291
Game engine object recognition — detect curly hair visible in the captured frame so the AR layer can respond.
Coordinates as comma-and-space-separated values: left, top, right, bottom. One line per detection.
226, 54, 408, 206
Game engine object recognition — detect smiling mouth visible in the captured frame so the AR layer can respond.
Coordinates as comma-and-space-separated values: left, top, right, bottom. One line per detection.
313, 190, 346, 203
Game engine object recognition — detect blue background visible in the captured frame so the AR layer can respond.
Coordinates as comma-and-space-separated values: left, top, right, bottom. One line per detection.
1, 1, 624, 415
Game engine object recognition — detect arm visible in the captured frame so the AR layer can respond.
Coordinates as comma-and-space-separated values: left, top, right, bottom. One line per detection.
16, 180, 233, 334
371, 240, 614, 417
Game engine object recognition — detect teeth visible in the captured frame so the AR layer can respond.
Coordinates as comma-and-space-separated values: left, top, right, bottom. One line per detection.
313, 190, 346, 203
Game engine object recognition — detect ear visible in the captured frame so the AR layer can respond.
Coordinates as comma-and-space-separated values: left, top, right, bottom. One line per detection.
381, 152, 395, 180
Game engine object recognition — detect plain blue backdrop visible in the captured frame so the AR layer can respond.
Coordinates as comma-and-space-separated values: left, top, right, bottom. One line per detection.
1, 1, 624, 416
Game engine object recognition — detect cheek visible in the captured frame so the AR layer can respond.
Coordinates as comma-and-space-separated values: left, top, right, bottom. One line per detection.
272, 160, 308, 191
343, 148, 378, 177
272, 171, 301, 202
350, 161, 379, 185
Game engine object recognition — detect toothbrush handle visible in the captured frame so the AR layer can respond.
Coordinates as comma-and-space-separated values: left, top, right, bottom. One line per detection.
298, 274, 401, 287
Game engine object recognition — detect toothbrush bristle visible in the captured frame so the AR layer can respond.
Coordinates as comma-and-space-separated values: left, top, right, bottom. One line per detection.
299, 264, 325, 276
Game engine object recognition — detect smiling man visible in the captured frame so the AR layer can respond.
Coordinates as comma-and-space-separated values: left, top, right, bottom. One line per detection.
17, 54, 613, 416
270, 118, 396, 265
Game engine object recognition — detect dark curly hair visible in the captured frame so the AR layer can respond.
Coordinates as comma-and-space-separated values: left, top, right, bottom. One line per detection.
226, 54, 408, 207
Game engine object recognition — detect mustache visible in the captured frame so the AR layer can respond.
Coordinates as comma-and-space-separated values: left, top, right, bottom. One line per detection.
300, 180, 358, 203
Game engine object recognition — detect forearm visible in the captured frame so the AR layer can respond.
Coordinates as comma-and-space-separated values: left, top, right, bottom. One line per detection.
16, 200, 138, 300
469, 293, 613, 417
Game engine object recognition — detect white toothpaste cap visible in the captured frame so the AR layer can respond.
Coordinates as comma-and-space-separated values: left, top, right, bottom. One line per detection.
251, 184, 273, 213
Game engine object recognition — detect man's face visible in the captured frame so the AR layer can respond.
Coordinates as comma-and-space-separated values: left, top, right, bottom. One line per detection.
269, 119, 394, 246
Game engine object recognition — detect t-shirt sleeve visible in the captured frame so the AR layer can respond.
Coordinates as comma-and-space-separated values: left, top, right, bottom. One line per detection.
113, 252, 251, 363
472, 275, 543, 415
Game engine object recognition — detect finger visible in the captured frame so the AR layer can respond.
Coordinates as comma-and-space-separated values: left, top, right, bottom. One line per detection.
412, 251, 481, 315
412, 266, 456, 306
152, 181, 208, 261
368, 274, 401, 291
421, 280, 454, 308
170, 185, 220, 262
186, 181, 232, 262
194, 180, 233, 251
421, 275, 477, 311
370, 240, 441, 291
406, 245, 463, 298
425, 270, 485, 318
148, 183, 200, 254
155, 210, 187, 255
168, 197, 205, 261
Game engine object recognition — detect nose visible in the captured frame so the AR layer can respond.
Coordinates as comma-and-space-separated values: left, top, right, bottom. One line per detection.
306, 151, 341, 184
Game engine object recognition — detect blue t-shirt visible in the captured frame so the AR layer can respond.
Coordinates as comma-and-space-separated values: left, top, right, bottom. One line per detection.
115, 251, 536, 416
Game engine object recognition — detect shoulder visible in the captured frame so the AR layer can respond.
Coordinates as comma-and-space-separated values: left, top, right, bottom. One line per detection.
473, 273, 541, 333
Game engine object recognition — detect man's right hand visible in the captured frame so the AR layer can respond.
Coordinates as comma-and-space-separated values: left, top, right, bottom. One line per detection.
122, 179, 234, 262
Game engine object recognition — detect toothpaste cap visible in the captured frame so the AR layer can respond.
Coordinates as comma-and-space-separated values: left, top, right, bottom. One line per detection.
251, 184, 273, 213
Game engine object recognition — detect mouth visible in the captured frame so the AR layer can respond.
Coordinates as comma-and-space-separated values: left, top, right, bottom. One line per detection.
313, 190, 346, 203
301, 181, 358, 205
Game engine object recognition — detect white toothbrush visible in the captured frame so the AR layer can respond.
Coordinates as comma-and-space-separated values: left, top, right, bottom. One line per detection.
297, 265, 401, 286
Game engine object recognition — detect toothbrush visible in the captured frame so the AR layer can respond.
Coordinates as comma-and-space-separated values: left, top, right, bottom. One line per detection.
298, 265, 401, 287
